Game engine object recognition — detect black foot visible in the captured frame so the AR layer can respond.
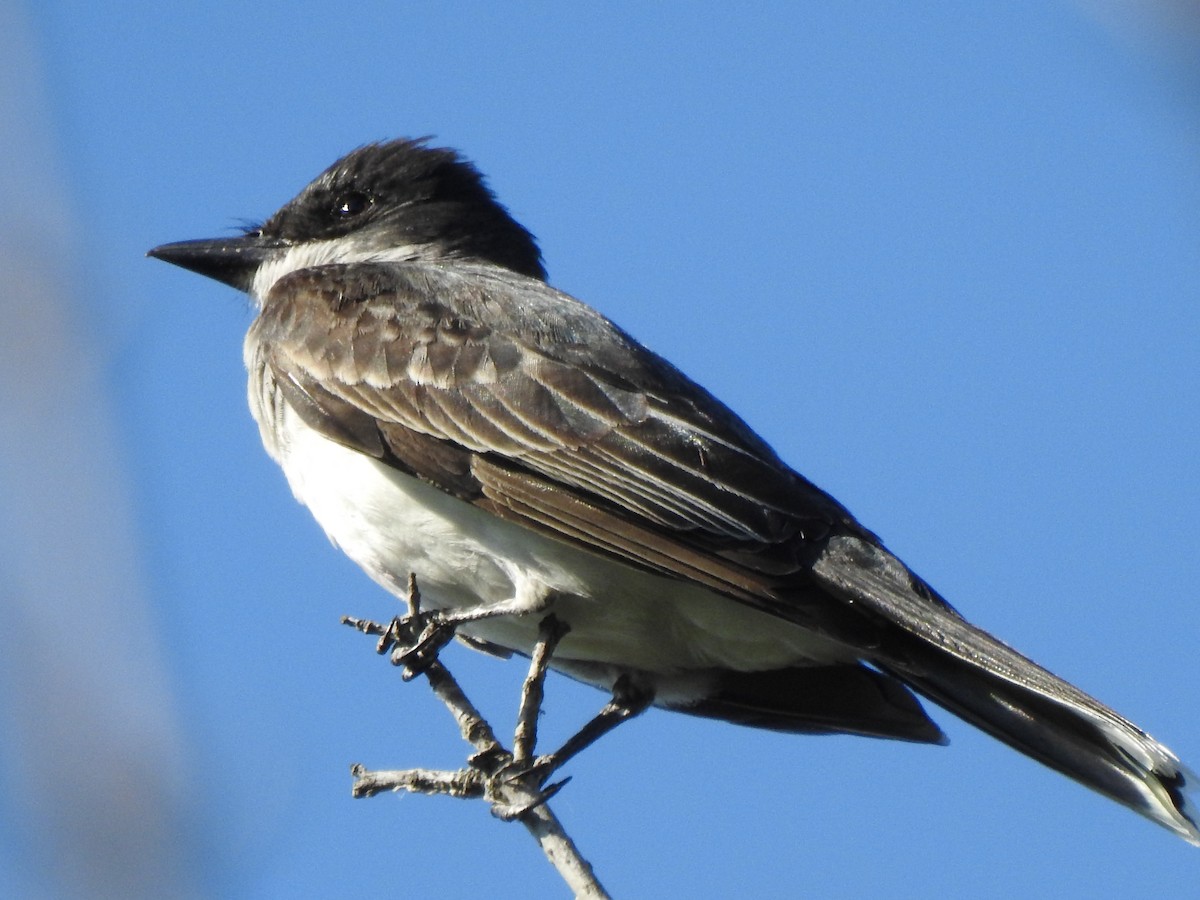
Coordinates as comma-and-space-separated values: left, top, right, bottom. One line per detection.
521, 674, 654, 785
342, 573, 457, 680
469, 745, 573, 821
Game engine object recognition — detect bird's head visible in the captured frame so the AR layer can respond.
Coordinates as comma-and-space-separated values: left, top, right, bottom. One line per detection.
148, 138, 546, 303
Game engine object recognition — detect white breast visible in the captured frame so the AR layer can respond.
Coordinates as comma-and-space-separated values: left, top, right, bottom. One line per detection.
247, 361, 849, 698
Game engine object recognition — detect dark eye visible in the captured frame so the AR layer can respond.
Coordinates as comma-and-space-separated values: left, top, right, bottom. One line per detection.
332, 190, 372, 218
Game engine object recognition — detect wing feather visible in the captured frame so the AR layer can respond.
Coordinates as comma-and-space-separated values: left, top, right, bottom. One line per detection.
251, 260, 857, 560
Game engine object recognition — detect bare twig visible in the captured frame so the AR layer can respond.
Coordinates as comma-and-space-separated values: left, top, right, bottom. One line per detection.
342, 578, 616, 899
342, 613, 506, 759
348, 762, 607, 898
349, 764, 483, 800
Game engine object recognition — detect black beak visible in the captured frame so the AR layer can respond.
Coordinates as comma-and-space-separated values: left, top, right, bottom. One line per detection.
147, 233, 287, 292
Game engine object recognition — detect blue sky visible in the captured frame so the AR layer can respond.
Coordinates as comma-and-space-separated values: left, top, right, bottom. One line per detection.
3, 2, 1199, 897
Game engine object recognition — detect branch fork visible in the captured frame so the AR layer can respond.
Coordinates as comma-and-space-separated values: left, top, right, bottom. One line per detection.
341, 574, 650, 897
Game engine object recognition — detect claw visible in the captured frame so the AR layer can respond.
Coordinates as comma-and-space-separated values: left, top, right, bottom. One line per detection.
391, 614, 457, 679
468, 745, 513, 776
488, 773, 573, 821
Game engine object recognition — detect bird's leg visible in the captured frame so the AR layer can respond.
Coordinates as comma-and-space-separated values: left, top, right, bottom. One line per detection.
385, 577, 555, 679
479, 613, 574, 820
518, 674, 653, 786
513, 614, 571, 764
488, 644, 654, 820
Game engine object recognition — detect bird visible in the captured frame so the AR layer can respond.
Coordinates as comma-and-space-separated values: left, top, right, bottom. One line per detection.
149, 137, 1198, 844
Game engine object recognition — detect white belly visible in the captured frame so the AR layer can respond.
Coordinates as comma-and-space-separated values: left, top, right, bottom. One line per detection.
260, 398, 849, 698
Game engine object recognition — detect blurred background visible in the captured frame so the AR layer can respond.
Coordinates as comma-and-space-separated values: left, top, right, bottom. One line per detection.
2, 2, 1199, 897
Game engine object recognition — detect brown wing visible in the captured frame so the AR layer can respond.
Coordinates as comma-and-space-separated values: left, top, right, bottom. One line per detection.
249, 262, 870, 615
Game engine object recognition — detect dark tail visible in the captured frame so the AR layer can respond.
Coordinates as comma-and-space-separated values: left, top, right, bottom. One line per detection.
812, 534, 1199, 845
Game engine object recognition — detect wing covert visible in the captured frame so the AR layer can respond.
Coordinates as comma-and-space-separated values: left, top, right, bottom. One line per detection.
250, 261, 856, 554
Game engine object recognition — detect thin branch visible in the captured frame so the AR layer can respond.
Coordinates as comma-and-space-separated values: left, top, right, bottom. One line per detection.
510, 800, 611, 900
348, 763, 608, 899
350, 764, 483, 800
343, 613, 505, 759
342, 580, 616, 899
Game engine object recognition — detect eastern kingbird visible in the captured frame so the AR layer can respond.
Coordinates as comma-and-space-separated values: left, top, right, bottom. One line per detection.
150, 138, 1198, 844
